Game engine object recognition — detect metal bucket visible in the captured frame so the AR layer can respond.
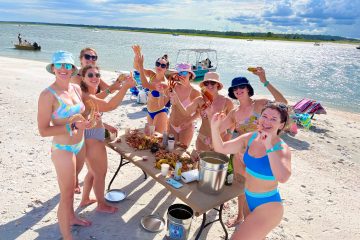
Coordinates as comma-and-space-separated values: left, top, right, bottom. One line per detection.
167, 204, 193, 240
197, 151, 229, 194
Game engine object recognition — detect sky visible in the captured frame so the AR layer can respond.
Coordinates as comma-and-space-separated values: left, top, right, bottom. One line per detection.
0, 0, 359, 39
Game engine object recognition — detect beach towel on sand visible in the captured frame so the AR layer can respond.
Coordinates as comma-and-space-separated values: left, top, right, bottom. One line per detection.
293, 98, 326, 116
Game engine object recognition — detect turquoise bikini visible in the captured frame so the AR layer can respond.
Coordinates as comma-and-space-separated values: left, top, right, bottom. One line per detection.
48, 85, 85, 155
243, 132, 284, 212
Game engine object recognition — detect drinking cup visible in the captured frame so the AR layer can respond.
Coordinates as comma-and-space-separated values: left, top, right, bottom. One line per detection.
161, 163, 170, 177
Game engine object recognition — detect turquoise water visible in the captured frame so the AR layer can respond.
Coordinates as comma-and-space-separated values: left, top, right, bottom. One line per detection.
1, 23, 360, 113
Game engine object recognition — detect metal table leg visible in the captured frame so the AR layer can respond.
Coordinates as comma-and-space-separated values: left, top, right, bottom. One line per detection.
194, 204, 228, 240
107, 155, 148, 191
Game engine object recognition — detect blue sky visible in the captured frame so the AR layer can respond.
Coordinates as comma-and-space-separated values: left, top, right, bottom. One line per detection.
0, 0, 359, 38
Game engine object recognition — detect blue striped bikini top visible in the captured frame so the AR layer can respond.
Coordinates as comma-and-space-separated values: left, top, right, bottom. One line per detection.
243, 132, 284, 181
47, 84, 85, 119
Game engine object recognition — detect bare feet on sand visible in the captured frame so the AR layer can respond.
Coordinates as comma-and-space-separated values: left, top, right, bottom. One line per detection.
96, 204, 118, 213
70, 217, 92, 227
226, 216, 244, 228
79, 199, 97, 208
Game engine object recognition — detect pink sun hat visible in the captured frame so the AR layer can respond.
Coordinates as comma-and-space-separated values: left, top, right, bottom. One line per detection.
176, 63, 196, 80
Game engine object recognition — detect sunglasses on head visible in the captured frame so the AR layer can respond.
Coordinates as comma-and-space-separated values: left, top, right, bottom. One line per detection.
155, 61, 167, 69
203, 81, 217, 86
232, 85, 247, 91
84, 54, 98, 61
87, 72, 101, 78
54, 63, 73, 70
178, 71, 188, 76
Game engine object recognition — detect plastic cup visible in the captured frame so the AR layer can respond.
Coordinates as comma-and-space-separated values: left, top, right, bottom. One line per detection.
168, 140, 175, 151
149, 125, 155, 136
161, 163, 170, 177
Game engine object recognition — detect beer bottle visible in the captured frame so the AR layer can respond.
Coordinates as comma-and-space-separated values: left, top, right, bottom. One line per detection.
225, 154, 234, 186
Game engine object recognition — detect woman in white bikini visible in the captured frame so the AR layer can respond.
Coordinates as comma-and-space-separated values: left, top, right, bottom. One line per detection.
170, 72, 233, 151
168, 63, 200, 147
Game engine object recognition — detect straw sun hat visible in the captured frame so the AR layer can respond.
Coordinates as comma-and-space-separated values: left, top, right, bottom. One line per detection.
199, 72, 223, 90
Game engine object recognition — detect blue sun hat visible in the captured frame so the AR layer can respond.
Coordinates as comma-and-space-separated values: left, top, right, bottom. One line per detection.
46, 50, 78, 76
228, 77, 254, 99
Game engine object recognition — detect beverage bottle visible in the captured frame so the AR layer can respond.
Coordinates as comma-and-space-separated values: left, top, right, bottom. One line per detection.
168, 133, 175, 141
162, 131, 168, 147
174, 160, 182, 181
225, 154, 234, 186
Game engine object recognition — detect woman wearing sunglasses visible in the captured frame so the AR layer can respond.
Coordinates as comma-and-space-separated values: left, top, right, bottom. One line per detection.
170, 72, 234, 151
168, 63, 201, 147
211, 102, 291, 239
219, 67, 287, 227
78, 65, 135, 213
132, 45, 171, 133
71, 47, 122, 193
38, 51, 92, 240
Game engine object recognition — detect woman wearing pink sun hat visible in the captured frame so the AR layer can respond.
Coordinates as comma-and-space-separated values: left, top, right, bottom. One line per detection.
168, 63, 201, 147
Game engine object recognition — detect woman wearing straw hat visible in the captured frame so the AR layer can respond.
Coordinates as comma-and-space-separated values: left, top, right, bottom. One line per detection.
38, 51, 92, 240
168, 63, 201, 147
219, 67, 287, 227
170, 72, 234, 151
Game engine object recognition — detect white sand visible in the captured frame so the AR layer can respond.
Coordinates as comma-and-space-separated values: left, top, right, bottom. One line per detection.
0, 56, 359, 240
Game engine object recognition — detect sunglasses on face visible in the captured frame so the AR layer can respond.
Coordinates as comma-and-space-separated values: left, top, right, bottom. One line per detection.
155, 61, 167, 69
84, 54, 98, 61
54, 63, 73, 70
178, 71, 188, 76
203, 81, 217, 86
87, 72, 101, 78
232, 85, 247, 91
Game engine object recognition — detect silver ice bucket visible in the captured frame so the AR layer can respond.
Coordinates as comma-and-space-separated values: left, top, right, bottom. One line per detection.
197, 151, 229, 194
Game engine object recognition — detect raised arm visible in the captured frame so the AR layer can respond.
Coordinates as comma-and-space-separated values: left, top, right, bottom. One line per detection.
253, 67, 287, 104
88, 76, 135, 112
210, 112, 248, 155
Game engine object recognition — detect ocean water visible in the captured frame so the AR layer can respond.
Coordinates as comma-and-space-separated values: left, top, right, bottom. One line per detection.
1, 23, 359, 113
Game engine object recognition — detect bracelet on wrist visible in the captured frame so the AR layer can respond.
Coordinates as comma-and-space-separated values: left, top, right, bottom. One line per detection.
105, 88, 111, 95
71, 122, 78, 130
263, 80, 270, 87
65, 123, 73, 137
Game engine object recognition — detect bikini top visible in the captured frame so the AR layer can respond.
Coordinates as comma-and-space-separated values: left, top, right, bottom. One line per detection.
200, 97, 226, 119
234, 103, 260, 134
47, 84, 85, 119
149, 75, 165, 98
243, 132, 284, 181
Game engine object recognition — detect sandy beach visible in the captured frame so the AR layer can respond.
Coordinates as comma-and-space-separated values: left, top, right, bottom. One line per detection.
0, 56, 359, 240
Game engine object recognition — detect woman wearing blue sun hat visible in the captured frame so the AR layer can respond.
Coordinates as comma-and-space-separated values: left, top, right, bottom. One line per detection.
38, 50, 92, 240
219, 67, 287, 227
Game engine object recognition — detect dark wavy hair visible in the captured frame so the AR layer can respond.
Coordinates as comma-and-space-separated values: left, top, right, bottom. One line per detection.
156, 54, 170, 69
261, 101, 289, 135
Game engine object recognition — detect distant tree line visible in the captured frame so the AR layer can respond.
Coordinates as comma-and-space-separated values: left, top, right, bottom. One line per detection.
2, 21, 358, 42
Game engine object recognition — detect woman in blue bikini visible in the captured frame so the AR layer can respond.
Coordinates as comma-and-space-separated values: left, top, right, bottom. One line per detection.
37, 51, 92, 240
211, 102, 291, 239
133, 45, 170, 133
219, 67, 287, 227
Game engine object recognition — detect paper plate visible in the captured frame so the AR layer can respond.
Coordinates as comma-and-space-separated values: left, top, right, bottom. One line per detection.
141, 214, 165, 232
104, 189, 126, 203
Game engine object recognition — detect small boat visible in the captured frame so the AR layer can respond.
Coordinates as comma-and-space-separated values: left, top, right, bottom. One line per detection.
14, 43, 41, 51
174, 48, 218, 81
314, 42, 321, 46
356, 46, 360, 49
172, 33, 179, 36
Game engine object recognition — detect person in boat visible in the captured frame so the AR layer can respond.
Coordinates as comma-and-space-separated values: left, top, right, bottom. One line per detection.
168, 63, 201, 147
133, 44, 171, 133
218, 67, 287, 227
18, 33, 22, 45
33, 42, 39, 49
71, 47, 122, 193
37, 51, 92, 240
79, 65, 135, 213
211, 102, 291, 239
170, 72, 234, 151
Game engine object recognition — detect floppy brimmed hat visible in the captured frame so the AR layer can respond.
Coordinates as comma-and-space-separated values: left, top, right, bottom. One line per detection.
46, 50, 78, 76
228, 77, 254, 99
175, 63, 196, 80
199, 72, 223, 90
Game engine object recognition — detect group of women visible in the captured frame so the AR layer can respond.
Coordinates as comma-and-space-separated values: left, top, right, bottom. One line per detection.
38, 46, 291, 240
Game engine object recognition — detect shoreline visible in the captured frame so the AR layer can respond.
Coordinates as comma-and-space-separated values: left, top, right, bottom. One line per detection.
1, 21, 360, 44
0, 56, 359, 239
